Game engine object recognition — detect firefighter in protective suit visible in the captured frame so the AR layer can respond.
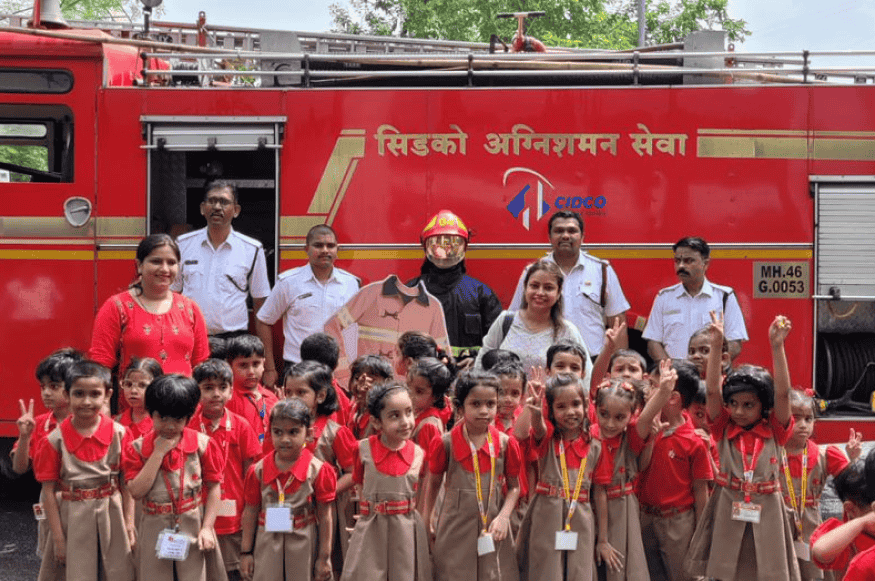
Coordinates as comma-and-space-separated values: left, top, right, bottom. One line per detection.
407, 210, 503, 367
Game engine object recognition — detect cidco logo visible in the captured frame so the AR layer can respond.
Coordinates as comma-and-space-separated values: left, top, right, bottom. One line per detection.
504, 168, 607, 230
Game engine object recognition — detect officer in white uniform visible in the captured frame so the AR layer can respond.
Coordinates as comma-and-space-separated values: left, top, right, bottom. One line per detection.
509, 210, 630, 357
643, 236, 748, 361
172, 180, 271, 339
255, 224, 360, 387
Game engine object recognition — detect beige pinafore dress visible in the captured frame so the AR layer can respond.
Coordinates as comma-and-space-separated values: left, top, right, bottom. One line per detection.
433, 429, 519, 581
132, 431, 228, 581
516, 435, 601, 581
780, 442, 836, 581
38, 419, 134, 581
251, 452, 325, 581
601, 434, 649, 581
685, 428, 801, 581
340, 438, 431, 581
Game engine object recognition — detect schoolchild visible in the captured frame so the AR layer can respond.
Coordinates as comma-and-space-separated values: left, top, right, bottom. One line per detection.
635, 358, 712, 581
34, 359, 135, 581
481, 348, 521, 372
124, 374, 226, 581
547, 340, 588, 377
593, 365, 675, 581
240, 398, 336, 581
191, 359, 262, 581
688, 381, 720, 479
811, 453, 875, 578
396, 330, 439, 376
424, 369, 522, 581
687, 324, 731, 381
300, 332, 352, 426
12, 348, 81, 477
341, 381, 432, 581
780, 388, 861, 581
408, 356, 453, 449
116, 357, 163, 440
347, 355, 394, 439
515, 372, 609, 581
589, 320, 639, 394
493, 361, 526, 435
685, 314, 800, 581
224, 335, 279, 450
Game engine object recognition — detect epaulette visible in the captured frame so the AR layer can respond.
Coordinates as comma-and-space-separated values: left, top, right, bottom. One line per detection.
277, 265, 307, 281
176, 229, 199, 242
232, 231, 264, 248
657, 283, 683, 296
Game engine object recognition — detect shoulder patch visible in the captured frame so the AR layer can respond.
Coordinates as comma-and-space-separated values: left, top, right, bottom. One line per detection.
277, 265, 306, 281
176, 230, 199, 241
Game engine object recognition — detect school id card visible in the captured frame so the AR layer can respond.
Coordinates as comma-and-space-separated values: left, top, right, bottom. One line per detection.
731, 501, 762, 524
217, 499, 236, 518
555, 531, 578, 551
264, 503, 293, 533
477, 533, 495, 556
156, 529, 191, 561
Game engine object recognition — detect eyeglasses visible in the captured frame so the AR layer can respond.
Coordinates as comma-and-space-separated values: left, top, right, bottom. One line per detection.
204, 196, 234, 208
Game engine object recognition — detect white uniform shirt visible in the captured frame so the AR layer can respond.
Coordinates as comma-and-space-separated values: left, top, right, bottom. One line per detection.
509, 251, 630, 356
642, 278, 748, 359
256, 263, 360, 363
172, 228, 271, 335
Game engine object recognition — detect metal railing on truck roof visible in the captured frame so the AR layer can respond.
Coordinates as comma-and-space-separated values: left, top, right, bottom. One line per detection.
3, 11, 875, 86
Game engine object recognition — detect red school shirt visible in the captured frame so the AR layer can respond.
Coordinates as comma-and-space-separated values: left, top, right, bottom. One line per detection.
810, 518, 875, 571
353, 435, 423, 484
122, 427, 225, 484
309, 414, 357, 471
710, 405, 794, 449
637, 414, 713, 509
226, 385, 278, 452
34, 415, 129, 482
414, 407, 444, 458
845, 544, 875, 581
428, 423, 522, 482
494, 406, 522, 436
599, 418, 648, 474
784, 440, 848, 480
189, 408, 261, 535
115, 409, 154, 441
528, 431, 613, 484
243, 448, 336, 506
332, 378, 352, 427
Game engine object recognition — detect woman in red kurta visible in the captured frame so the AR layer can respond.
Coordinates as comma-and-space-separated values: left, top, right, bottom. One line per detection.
90, 235, 209, 379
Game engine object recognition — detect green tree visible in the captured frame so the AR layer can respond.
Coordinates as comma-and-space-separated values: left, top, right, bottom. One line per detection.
1, 0, 159, 21
329, 0, 749, 50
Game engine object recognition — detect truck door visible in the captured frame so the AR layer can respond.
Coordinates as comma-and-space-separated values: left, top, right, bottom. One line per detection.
142, 116, 283, 285
813, 179, 875, 407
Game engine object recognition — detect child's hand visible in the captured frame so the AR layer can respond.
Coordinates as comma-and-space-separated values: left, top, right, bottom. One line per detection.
596, 540, 624, 571
53, 532, 66, 564
847, 428, 863, 461
769, 315, 792, 348
126, 523, 137, 550
694, 428, 711, 447
16, 399, 35, 439
708, 310, 725, 349
650, 416, 669, 438
604, 319, 626, 352
197, 525, 216, 551
658, 359, 677, 394
488, 514, 511, 542
861, 511, 875, 536
525, 382, 545, 419
153, 434, 179, 457
314, 555, 332, 581
241, 554, 255, 581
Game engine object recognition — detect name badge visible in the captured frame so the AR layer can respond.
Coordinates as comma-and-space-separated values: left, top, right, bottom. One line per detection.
33, 503, 46, 521
555, 530, 578, 551
218, 499, 237, 517
265, 504, 293, 532
731, 501, 762, 524
477, 533, 495, 556
156, 529, 191, 561
794, 541, 811, 561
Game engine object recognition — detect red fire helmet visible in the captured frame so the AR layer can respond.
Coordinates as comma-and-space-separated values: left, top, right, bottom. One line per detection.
420, 210, 469, 245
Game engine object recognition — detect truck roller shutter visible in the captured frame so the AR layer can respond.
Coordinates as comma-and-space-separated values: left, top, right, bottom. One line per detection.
817, 183, 875, 299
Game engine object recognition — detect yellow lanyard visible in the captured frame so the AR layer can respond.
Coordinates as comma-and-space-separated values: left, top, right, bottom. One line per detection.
276, 474, 296, 505
467, 427, 496, 534
558, 438, 588, 532
781, 446, 807, 530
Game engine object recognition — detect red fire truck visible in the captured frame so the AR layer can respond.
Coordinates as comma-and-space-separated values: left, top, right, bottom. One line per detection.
2, 2, 875, 446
